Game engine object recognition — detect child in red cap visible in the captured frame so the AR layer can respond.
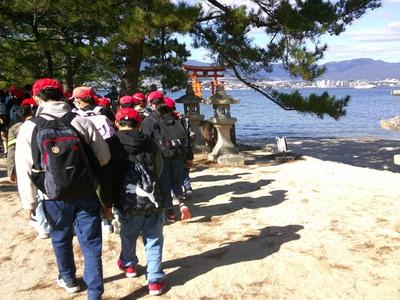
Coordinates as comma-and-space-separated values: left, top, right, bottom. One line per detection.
119, 95, 136, 108
132, 92, 152, 119
110, 107, 166, 295
142, 95, 194, 222
162, 97, 193, 219
16, 77, 112, 299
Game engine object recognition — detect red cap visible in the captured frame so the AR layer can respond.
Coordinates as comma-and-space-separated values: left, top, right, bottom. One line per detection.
9, 86, 25, 99
132, 92, 146, 105
163, 97, 176, 110
115, 107, 141, 123
119, 95, 135, 105
20, 98, 38, 107
71, 86, 95, 99
63, 91, 72, 99
96, 97, 111, 107
147, 91, 164, 103
32, 78, 63, 96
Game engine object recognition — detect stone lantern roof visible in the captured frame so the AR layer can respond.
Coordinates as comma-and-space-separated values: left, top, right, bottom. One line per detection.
176, 83, 203, 104
203, 84, 240, 105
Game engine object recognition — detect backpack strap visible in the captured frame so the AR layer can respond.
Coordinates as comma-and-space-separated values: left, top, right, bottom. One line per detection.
32, 111, 96, 165
33, 111, 101, 186
30, 112, 82, 157
37, 112, 81, 135
35, 111, 76, 125
93, 106, 102, 115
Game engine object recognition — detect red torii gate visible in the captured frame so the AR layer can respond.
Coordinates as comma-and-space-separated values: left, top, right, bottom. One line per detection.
182, 64, 225, 97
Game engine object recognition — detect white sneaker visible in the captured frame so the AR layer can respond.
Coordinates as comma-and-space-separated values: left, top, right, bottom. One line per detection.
37, 232, 50, 239
56, 275, 80, 293
102, 223, 114, 234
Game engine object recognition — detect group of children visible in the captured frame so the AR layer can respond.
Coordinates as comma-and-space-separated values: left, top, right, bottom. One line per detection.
87, 86, 195, 295
7, 81, 195, 296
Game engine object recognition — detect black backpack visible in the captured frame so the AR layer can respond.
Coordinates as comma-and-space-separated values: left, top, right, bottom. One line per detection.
150, 113, 189, 158
30, 112, 95, 200
120, 155, 162, 214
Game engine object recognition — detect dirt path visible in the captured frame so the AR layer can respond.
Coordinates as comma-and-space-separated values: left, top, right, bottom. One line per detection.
0, 147, 399, 299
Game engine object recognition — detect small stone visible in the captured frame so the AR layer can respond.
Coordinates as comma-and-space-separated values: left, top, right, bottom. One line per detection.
394, 154, 400, 165
380, 116, 400, 131
217, 154, 245, 166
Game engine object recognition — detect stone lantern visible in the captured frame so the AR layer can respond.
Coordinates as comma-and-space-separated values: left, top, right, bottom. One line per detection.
176, 83, 206, 151
203, 84, 245, 165
381, 116, 400, 165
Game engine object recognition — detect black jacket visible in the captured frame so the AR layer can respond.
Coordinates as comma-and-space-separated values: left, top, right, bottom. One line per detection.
142, 109, 194, 161
109, 129, 163, 213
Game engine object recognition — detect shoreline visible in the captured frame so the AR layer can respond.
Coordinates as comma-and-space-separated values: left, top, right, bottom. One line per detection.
237, 136, 400, 145
236, 136, 400, 172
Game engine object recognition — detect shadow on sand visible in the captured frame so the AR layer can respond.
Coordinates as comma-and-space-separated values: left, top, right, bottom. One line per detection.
190, 189, 287, 223
192, 178, 274, 203
119, 224, 303, 299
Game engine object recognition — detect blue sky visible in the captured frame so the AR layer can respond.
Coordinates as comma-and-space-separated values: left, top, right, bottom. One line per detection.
184, 0, 400, 63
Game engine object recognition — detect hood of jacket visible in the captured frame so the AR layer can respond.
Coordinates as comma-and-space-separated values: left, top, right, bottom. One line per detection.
115, 129, 153, 156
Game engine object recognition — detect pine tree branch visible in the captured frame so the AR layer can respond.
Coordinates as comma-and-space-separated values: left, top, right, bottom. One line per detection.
197, 12, 223, 22
205, 0, 231, 12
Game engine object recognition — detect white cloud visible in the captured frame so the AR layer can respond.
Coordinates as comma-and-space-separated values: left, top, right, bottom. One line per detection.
384, 0, 400, 4
343, 22, 400, 42
323, 43, 400, 62
387, 21, 400, 30
180, 0, 400, 63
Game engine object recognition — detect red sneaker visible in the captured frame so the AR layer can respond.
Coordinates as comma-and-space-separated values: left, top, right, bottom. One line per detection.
179, 204, 191, 220
117, 259, 137, 278
148, 280, 166, 296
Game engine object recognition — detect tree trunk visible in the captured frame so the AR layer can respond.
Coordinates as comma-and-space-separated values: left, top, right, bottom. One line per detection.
64, 55, 74, 91
44, 49, 54, 76
121, 39, 144, 95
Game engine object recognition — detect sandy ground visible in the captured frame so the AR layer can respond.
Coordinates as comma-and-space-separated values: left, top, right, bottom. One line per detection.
0, 138, 399, 300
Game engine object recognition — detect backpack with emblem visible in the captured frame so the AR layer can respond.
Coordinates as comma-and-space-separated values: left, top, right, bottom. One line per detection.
74, 106, 115, 139
150, 113, 189, 158
120, 154, 162, 214
30, 112, 95, 200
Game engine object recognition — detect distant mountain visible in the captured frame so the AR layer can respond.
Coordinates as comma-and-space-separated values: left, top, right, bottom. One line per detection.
185, 59, 216, 67
321, 58, 400, 80
183, 58, 400, 81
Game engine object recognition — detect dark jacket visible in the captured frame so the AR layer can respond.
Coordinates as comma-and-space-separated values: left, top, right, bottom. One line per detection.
109, 129, 163, 213
141, 109, 194, 161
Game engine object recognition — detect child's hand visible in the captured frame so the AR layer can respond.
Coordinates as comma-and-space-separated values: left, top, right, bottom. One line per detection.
28, 208, 36, 221
185, 160, 194, 168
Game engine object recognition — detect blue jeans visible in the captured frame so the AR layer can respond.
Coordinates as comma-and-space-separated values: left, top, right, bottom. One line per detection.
159, 157, 186, 208
119, 212, 165, 283
183, 167, 192, 191
43, 194, 103, 299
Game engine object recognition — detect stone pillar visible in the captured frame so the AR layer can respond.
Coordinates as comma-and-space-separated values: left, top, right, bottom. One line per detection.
380, 116, 400, 165
203, 84, 244, 165
208, 117, 238, 156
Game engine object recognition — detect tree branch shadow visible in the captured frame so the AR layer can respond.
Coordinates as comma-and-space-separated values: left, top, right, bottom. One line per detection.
191, 179, 274, 204
190, 189, 287, 223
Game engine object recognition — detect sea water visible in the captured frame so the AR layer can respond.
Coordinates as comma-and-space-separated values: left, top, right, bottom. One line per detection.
171, 87, 400, 141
